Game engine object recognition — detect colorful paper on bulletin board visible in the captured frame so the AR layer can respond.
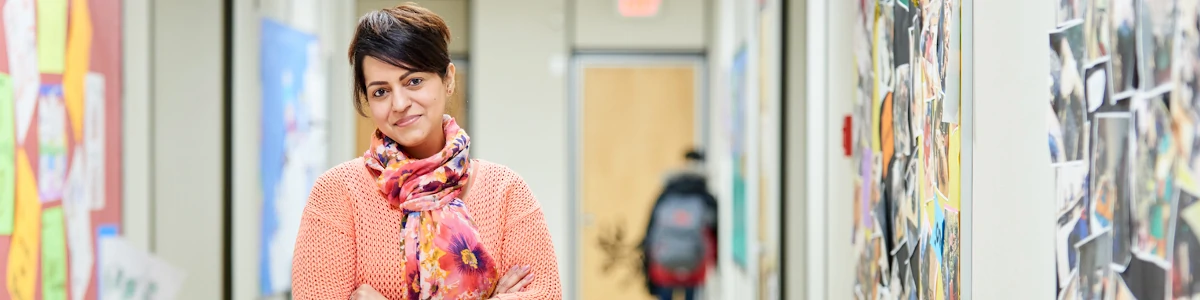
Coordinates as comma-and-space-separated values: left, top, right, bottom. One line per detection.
42, 207, 68, 300
37, 85, 67, 202
0, 74, 15, 235
6, 0, 41, 144
730, 45, 749, 269
36, 0, 68, 74
63, 0, 94, 139
260, 19, 328, 296
948, 128, 960, 209
8, 151, 41, 300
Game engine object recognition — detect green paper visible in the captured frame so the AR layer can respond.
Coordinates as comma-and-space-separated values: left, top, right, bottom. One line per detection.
42, 207, 67, 300
0, 74, 13, 235
37, 0, 68, 74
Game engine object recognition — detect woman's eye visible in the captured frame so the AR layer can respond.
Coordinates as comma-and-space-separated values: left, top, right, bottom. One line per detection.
407, 78, 423, 86
372, 88, 387, 98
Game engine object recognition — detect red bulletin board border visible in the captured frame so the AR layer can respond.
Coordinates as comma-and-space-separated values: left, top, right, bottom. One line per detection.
0, 0, 123, 299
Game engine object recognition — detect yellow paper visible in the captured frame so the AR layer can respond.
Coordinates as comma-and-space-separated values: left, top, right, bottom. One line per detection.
36, 0, 69, 74
7, 151, 42, 300
62, 0, 93, 138
41, 207, 67, 300
948, 128, 961, 210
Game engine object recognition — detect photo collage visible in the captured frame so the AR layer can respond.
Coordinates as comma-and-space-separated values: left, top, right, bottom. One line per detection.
851, 0, 962, 299
1048, 0, 1200, 299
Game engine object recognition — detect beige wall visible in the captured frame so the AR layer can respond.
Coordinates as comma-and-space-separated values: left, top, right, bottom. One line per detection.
573, 1, 708, 51
784, 0, 807, 298
149, 0, 227, 299
357, 0, 470, 55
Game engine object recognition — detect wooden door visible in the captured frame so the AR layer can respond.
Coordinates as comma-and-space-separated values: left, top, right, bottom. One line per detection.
578, 62, 700, 300
355, 61, 469, 154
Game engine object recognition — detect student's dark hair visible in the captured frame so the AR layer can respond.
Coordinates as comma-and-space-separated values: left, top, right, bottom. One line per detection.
348, 3, 452, 117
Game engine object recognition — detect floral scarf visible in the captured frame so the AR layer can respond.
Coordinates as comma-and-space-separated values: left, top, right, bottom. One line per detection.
363, 115, 499, 299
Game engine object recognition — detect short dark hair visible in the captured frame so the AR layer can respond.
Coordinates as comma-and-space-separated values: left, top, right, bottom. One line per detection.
348, 3, 452, 117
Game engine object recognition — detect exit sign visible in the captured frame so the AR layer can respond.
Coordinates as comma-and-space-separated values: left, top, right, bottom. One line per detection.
618, 0, 662, 17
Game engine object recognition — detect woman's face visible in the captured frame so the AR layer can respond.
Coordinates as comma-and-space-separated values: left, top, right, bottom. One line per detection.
361, 56, 455, 156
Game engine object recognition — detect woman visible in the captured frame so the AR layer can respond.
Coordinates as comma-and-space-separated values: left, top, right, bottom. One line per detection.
291, 4, 561, 299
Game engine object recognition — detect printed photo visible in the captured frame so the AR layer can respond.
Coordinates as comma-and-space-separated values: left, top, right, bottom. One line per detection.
1091, 114, 1134, 268
1085, 0, 1112, 62
1050, 103, 1068, 163
1058, 195, 1090, 284
922, 238, 939, 300
1172, 193, 1200, 298
1180, 0, 1200, 109
895, 64, 914, 157
1051, 22, 1088, 163
1085, 60, 1111, 112
1110, 0, 1139, 97
1131, 94, 1177, 263
1056, 163, 1088, 220
890, 154, 911, 249
1137, 0, 1178, 90
1112, 276, 1135, 300
1120, 253, 1168, 300
893, 4, 915, 69
1058, 0, 1085, 25
1059, 270, 1080, 300
1075, 229, 1115, 300
876, 1, 896, 90
941, 207, 960, 300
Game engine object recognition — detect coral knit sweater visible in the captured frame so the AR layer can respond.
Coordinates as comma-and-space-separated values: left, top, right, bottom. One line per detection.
292, 158, 562, 299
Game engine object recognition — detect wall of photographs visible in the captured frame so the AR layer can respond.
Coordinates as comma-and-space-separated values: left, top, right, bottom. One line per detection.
1047, 0, 1200, 299
851, 0, 963, 299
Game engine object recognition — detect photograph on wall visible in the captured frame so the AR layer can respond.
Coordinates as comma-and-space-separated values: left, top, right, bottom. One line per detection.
1058, 194, 1090, 287
1051, 21, 1088, 164
1057, 162, 1089, 221
1110, 0, 1139, 98
1085, 60, 1111, 112
1138, 0, 1179, 90
1091, 113, 1135, 269
1076, 228, 1116, 300
1130, 93, 1177, 265
1173, 192, 1200, 298
1059, 0, 1085, 25
1086, 0, 1112, 62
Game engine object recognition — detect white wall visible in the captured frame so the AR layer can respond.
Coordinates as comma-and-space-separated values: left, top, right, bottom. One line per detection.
970, 0, 1057, 297
121, 0, 151, 251
469, 0, 572, 296
150, 0, 227, 298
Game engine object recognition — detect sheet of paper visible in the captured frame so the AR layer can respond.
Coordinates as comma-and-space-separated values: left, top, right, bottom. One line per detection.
99, 236, 186, 300
62, 149, 92, 300
7, 151, 41, 300
38, 85, 67, 202
36, 0, 68, 74
0, 74, 15, 235
948, 128, 960, 209
62, 0, 92, 138
84, 73, 105, 210
42, 207, 68, 300
95, 225, 117, 298
1086, 66, 1107, 112
5, 0, 40, 143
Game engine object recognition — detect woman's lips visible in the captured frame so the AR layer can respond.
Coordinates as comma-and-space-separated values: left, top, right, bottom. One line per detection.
394, 114, 421, 127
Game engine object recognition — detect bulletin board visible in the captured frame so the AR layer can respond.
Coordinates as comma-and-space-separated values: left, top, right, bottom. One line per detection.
851, 0, 963, 298
1046, 0, 1200, 299
0, 0, 124, 299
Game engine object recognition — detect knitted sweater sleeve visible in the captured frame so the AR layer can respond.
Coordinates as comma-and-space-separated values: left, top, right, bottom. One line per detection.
291, 168, 358, 299
493, 174, 564, 300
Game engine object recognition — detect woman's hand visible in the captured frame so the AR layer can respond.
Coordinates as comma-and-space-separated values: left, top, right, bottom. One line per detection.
350, 284, 387, 300
494, 265, 536, 295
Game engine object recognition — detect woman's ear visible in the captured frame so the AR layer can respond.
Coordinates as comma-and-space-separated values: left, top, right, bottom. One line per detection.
445, 62, 457, 95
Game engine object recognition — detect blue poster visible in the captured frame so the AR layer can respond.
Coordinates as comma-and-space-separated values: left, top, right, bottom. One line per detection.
260, 18, 322, 296
731, 46, 749, 268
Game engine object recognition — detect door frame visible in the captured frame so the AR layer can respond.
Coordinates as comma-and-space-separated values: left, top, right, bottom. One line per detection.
567, 54, 708, 299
